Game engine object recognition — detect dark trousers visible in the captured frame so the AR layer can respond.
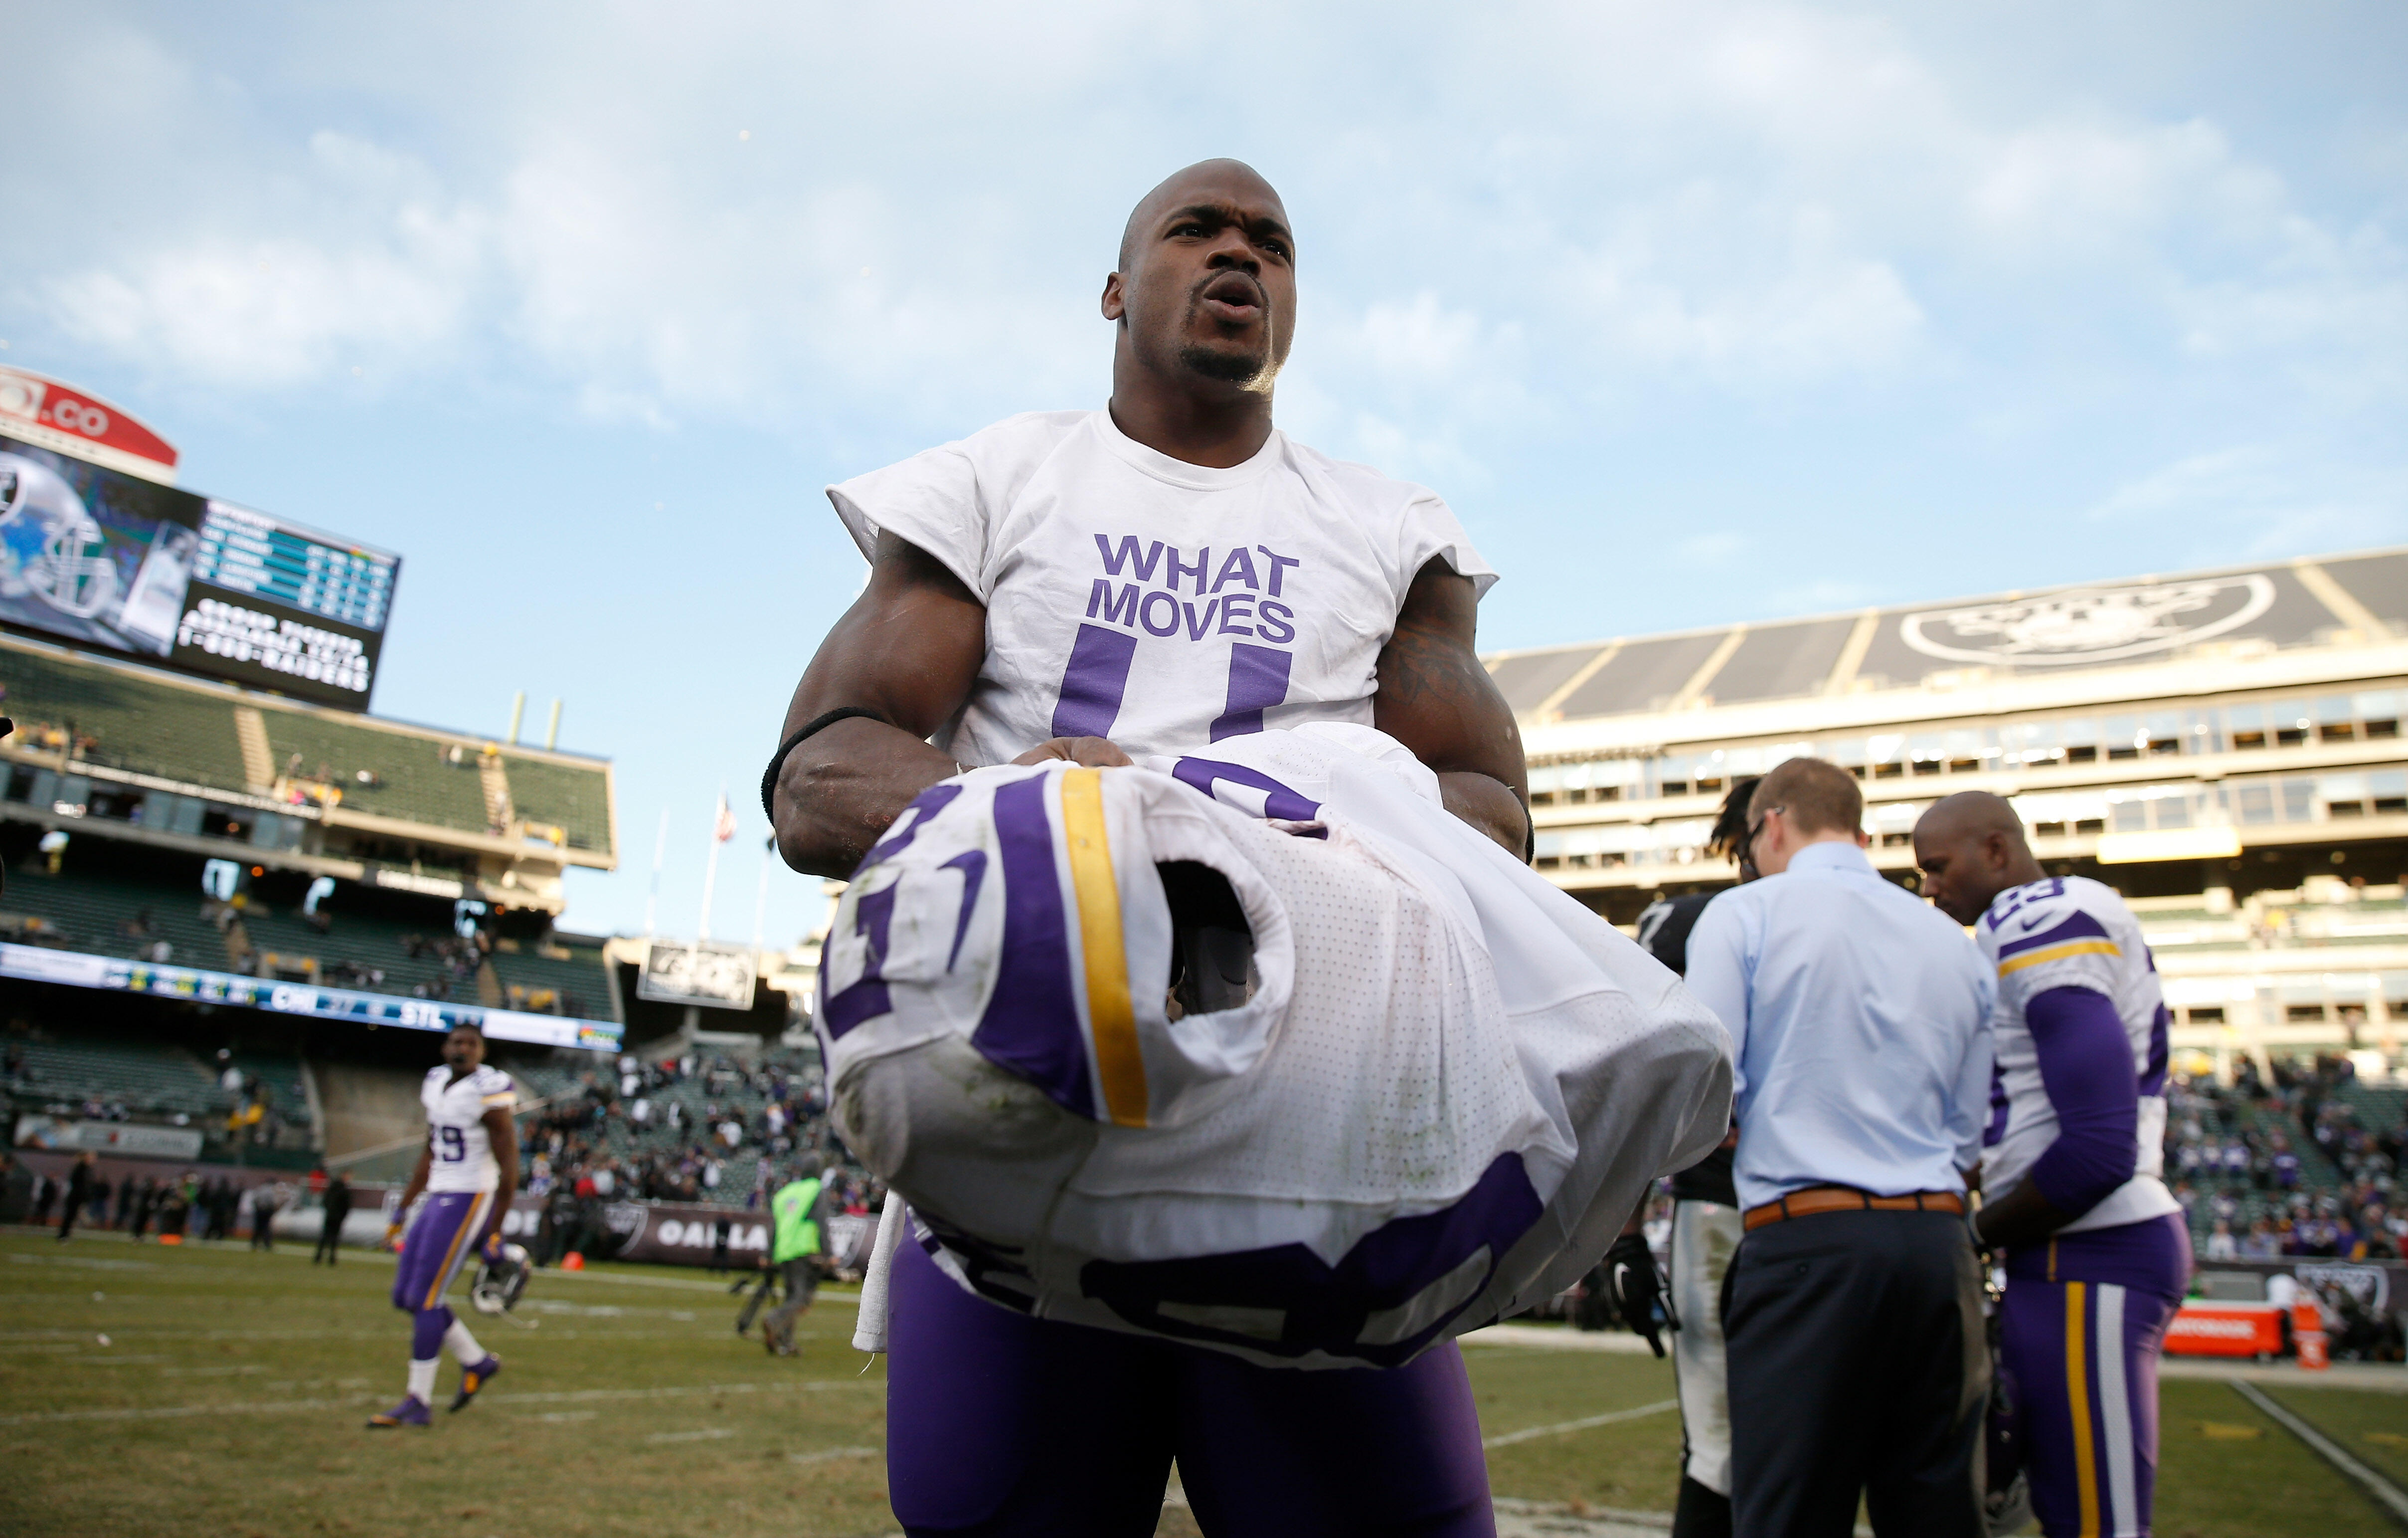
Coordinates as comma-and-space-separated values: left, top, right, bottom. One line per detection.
1723, 1209, 1987, 1538
734, 1267, 779, 1334
315, 1207, 348, 1263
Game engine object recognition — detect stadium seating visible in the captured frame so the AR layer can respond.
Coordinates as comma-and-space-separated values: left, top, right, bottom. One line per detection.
1, 862, 238, 969
257, 710, 494, 837
6, 1033, 222, 1119
502, 753, 613, 854
0, 643, 254, 793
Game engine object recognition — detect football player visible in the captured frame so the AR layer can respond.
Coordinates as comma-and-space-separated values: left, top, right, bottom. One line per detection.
767, 160, 1529, 1536
367, 1022, 520, 1428
1913, 792, 2189, 1538
1622, 776, 1757, 1538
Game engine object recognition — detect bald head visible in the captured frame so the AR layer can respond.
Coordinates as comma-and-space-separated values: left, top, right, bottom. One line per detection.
1118, 160, 1286, 270
1912, 791, 2044, 925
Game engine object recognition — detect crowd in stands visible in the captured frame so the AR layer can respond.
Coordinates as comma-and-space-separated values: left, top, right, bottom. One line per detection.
2168, 1054, 2408, 1262
500, 1047, 885, 1266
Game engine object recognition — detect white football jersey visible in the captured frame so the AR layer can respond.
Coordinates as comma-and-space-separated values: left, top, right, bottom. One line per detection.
1974, 876, 2181, 1235
818, 725, 1732, 1369
827, 410, 1496, 767
421, 1063, 517, 1194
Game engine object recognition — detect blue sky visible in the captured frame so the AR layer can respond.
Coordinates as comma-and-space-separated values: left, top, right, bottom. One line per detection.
4, 1, 2403, 945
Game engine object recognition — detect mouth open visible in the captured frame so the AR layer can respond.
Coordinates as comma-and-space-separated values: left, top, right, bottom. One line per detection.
1198, 271, 1264, 322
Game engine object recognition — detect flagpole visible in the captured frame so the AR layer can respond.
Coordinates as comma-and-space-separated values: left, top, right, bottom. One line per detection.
695, 791, 727, 948
750, 834, 774, 953
643, 808, 669, 939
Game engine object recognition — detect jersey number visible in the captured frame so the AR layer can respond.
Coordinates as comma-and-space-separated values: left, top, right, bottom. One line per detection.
1051, 626, 1292, 743
437, 1126, 467, 1162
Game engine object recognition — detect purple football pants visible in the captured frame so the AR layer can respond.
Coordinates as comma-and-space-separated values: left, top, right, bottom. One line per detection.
886, 1238, 1496, 1537
2000, 1214, 2191, 1538
391, 1190, 492, 1358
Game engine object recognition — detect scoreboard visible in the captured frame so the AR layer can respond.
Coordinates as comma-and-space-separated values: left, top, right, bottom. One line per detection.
0, 434, 400, 710
195, 502, 396, 632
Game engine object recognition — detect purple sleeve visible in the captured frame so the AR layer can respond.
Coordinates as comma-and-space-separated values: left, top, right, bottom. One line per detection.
2026, 985, 2139, 1218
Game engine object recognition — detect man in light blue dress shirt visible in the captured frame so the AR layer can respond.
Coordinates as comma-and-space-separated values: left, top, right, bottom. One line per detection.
1684, 757, 1995, 1538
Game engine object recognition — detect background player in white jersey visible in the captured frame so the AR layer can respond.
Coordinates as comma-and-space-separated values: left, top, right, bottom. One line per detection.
767, 160, 1531, 1536
367, 1022, 520, 1429
1913, 793, 2191, 1538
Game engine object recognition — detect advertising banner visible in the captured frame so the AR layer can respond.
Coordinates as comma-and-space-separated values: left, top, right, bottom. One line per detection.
12, 1114, 206, 1159
0, 366, 178, 482
637, 940, 758, 1009
0, 431, 398, 710
0, 941, 621, 1052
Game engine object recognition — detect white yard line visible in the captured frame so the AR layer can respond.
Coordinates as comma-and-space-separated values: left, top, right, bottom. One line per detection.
1461, 1324, 1658, 1354
1482, 1399, 1679, 1448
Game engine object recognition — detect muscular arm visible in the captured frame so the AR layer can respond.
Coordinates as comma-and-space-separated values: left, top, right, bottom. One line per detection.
1373, 558, 1530, 857
1974, 987, 2137, 1250
769, 533, 990, 877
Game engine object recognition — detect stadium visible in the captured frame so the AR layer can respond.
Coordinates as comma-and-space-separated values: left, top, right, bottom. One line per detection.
2, 369, 2403, 1537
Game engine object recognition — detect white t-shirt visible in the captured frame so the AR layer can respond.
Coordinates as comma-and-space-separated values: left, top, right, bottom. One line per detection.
828, 410, 1496, 766
420, 1064, 517, 1194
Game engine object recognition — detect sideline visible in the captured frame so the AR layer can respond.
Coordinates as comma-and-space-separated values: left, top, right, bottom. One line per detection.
2163, 1357, 2408, 1393
0, 1374, 874, 1427
2231, 1380, 2408, 1529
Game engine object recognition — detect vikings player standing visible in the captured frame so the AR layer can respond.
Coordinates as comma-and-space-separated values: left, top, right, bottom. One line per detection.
1914, 793, 2190, 1538
768, 160, 1530, 1536
367, 1022, 519, 1429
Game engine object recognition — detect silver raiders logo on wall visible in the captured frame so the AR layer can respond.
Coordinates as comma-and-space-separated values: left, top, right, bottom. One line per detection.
1900, 574, 2275, 667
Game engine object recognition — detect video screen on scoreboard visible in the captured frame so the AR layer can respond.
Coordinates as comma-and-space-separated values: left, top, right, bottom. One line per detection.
0, 434, 398, 710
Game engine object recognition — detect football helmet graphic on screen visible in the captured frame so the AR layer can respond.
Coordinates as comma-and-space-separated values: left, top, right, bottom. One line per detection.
0, 452, 117, 619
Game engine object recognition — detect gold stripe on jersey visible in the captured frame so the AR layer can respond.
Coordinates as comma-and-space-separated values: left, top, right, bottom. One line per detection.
1060, 769, 1147, 1129
1998, 938, 2122, 977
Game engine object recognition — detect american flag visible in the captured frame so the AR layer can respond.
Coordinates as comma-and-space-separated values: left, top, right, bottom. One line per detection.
713, 792, 737, 843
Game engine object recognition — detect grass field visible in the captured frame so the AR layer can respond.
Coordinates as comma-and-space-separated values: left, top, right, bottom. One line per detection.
1, 1229, 2400, 1537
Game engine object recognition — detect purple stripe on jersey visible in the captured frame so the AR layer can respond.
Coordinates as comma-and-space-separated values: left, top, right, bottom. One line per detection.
941, 849, 986, 973
1207, 643, 1293, 741
1985, 1061, 2011, 1149
970, 774, 1097, 1121
1076, 1152, 1543, 1368
1052, 624, 1139, 741
1169, 757, 1323, 823
855, 783, 965, 877
2141, 1002, 2170, 1096
1997, 909, 2113, 959
2025, 985, 2140, 1219
821, 883, 899, 1039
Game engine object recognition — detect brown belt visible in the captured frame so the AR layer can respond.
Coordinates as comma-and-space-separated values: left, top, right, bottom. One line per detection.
1742, 1186, 1966, 1232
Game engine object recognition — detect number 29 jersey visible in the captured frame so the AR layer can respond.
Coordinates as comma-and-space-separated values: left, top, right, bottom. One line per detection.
1974, 876, 2181, 1235
421, 1064, 518, 1194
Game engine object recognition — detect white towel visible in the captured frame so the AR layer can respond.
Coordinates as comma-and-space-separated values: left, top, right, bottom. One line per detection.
850, 1197, 906, 1354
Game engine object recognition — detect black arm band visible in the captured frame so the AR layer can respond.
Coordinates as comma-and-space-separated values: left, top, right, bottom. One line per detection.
759, 707, 893, 821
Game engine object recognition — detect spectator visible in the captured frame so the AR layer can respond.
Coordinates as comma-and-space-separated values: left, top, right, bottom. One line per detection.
2203, 1219, 2237, 1261
315, 1174, 352, 1265
58, 1153, 95, 1243
247, 1182, 280, 1251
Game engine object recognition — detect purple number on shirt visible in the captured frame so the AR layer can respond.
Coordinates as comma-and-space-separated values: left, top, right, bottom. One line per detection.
438, 1125, 466, 1162
1208, 643, 1293, 741
1051, 624, 1137, 739
1048, 630, 1293, 745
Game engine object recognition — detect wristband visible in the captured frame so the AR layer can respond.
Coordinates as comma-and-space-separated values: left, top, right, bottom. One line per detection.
760, 707, 894, 820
